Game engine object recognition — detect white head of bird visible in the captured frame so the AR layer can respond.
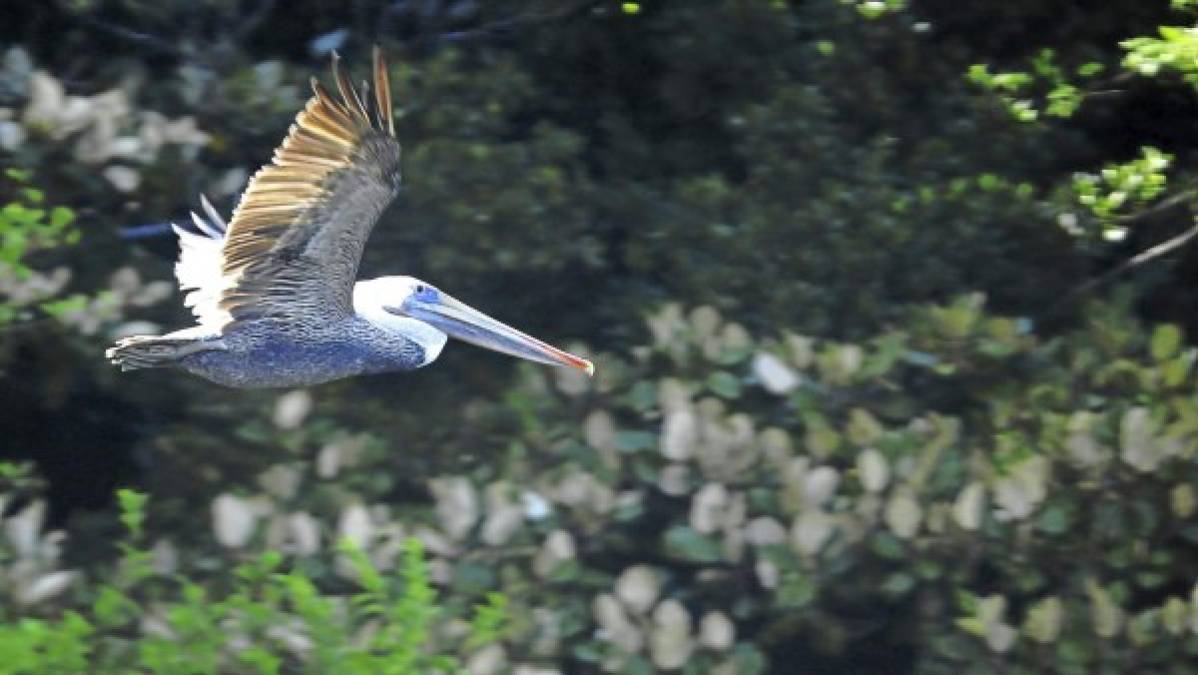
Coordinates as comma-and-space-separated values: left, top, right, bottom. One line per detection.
352, 276, 448, 366
353, 276, 595, 374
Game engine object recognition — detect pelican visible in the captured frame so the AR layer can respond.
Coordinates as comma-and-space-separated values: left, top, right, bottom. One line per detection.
106, 48, 593, 389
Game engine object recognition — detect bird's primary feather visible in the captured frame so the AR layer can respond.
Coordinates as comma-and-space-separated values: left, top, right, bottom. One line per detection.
185, 47, 402, 331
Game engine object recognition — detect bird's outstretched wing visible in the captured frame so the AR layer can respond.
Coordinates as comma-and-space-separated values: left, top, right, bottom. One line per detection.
193, 47, 401, 329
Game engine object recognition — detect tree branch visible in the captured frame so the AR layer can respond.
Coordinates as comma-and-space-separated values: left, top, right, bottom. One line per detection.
438, 0, 604, 43
1047, 216, 1198, 315
231, 0, 277, 43
1115, 188, 1197, 225
71, 11, 187, 60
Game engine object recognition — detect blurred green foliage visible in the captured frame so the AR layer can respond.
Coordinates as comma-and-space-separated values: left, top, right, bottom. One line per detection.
1124, 25, 1198, 86
1073, 147, 1172, 230
387, 295, 1198, 673
9, 294, 1195, 672
966, 48, 1104, 122
0, 169, 80, 325
0, 486, 508, 674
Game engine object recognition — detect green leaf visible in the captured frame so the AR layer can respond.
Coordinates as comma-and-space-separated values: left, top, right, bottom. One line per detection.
903, 350, 940, 368
238, 647, 281, 675
870, 531, 905, 560
467, 592, 509, 649
1150, 324, 1182, 361
706, 371, 742, 399
881, 572, 916, 596
49, 206, 75, 229
572, 642, 603, 663
117, 489, 148, 539
663, 525, 723, 563
451, 560, 496, 595
776, 572, 817, 609
625, 380, 657, 412
624, 655, 655, 675
967, 63, 993, 86
93, 587, 137, 628
955, 616, 986, 637
615, 430, 657, 453
338, 538, 385, 594
1163, 355, 1192, 386
730, 644, 768, 675
41, 294, 88, 318
1037, 503, 1072, 535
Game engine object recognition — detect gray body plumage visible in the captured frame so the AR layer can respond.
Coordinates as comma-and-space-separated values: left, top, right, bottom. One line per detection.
177, 317, 425, 389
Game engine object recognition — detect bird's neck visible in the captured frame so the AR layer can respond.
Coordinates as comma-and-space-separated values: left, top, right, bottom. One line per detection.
352, 296, 447, 367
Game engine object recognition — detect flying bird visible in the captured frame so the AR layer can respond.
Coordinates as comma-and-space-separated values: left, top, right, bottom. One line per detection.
107, 48, 593, 388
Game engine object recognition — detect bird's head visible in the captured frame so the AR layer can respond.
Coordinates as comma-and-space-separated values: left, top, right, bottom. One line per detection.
354, 276, 594, 375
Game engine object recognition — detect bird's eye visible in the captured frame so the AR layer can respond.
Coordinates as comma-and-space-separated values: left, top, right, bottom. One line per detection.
414, 284, 426, 294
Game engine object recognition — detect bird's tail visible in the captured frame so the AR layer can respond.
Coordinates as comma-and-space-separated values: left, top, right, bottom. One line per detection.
106, 335, 206, 371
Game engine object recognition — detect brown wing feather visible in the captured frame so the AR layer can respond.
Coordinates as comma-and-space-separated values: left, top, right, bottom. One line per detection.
216, 47, 401, 327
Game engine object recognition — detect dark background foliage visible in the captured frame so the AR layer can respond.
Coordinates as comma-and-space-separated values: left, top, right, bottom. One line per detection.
3, 1, 1198, 673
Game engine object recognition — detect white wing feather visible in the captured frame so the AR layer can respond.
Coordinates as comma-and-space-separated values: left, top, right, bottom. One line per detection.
172, 198, 233, 330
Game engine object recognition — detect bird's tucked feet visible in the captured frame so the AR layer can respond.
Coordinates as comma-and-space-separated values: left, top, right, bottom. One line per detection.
106, 335, 218, 371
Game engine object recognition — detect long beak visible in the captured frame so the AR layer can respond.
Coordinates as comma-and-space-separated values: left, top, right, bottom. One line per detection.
403, 293, 595, 376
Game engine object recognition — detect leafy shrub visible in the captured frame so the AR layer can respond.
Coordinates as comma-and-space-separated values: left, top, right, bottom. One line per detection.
96, 295, 1196, 673
0, 168, 79, 326
365, 296, 1198, 673
0, 486, 509, 674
